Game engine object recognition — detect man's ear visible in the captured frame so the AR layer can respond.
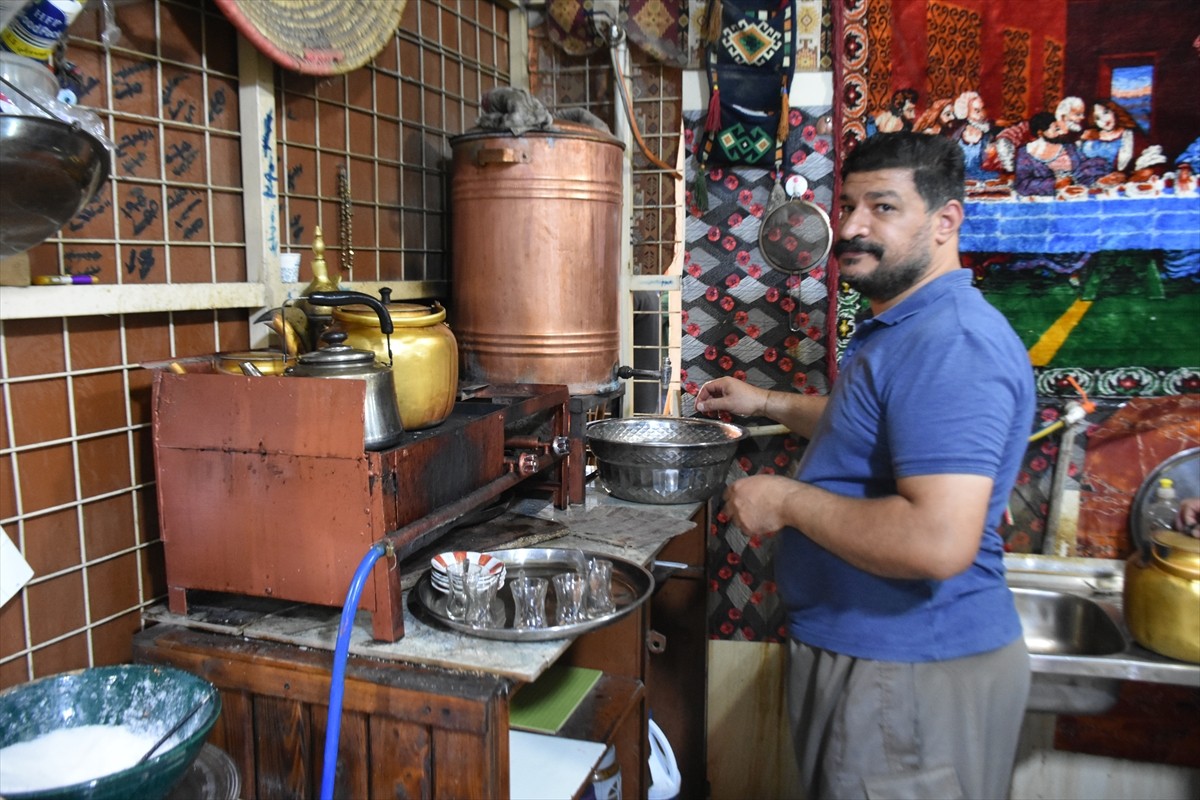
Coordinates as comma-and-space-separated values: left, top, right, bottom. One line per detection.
933, 199, 964, 244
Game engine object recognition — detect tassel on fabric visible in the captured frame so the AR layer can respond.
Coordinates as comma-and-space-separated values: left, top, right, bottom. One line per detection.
692, 169, 709, 212
778, 90, 790, 143
705, 86, 722, 132
704, 0, 724, 45
767, 177, 787, 215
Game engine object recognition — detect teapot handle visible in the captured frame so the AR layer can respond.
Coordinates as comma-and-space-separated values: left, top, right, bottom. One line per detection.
305, 290, 395, 335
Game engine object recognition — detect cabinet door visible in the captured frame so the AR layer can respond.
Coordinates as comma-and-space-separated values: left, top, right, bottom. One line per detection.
648, 506, 708, 800
133, 626, 508, 799
560, 606, 651, 799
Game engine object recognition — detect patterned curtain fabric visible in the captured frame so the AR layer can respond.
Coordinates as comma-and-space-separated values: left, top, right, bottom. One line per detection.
693, 0, 798, 209
622, 0, 698, 67
682, 106, 835, 642
545, 0, 705, 67
545, 0, 609, 55
678, 2, 834, 644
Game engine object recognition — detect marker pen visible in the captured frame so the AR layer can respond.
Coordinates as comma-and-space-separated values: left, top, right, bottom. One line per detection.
33, 274, 98, 285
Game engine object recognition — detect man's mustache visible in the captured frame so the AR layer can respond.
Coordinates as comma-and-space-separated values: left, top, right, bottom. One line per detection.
833, 238, 884, 259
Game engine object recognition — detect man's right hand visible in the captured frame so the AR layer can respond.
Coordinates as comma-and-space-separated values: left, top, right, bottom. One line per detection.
695, 377, 767, 418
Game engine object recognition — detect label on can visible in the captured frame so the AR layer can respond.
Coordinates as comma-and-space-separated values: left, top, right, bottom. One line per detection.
0, 0, 84, 61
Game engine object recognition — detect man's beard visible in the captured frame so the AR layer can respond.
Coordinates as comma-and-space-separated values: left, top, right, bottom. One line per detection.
968, 118, 991, 133
834, 230, 932, 302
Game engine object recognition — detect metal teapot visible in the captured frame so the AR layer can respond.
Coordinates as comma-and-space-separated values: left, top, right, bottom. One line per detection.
1123, 449, 1200, 663
1124, 529, 1200, 663
285, 309, 404, 451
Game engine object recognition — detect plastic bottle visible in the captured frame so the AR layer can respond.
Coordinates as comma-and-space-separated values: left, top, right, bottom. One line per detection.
1144, 477, 1180, 533
0, 0, 86, 63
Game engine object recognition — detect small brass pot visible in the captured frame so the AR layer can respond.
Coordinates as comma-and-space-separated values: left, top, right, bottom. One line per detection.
213, 349, 292, 376
334, 301, 458, 430
1124, 529, 1200, 663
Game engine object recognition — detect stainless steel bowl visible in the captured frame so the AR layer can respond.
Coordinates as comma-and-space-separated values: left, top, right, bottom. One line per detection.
0, 115, 112, 256
586, 416, 748, 504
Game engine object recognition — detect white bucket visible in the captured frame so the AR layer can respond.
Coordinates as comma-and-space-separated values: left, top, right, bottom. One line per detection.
647, 719, 681, 800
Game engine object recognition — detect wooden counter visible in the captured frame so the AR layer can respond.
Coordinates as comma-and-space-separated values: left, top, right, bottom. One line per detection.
136, 496, 709, 800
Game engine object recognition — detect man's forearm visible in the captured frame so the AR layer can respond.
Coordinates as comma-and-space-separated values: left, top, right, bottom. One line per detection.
763, 390, 827, 439
773, 473, 993, 580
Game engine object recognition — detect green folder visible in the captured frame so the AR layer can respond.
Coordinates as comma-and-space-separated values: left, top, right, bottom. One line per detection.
509, 665, 602, 734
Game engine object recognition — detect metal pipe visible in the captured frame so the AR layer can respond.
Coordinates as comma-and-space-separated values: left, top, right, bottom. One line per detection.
745, 424, 792, 437
383, 450, 564, 560
1041, 421, 1083, 556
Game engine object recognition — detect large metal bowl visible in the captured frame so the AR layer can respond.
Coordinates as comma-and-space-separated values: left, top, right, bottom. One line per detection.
586, 416, 748, 504
0, 115, 112, 256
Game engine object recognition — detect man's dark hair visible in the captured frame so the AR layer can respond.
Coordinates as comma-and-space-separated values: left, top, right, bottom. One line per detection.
890, 88, 919, 114
842, 132, 965, 209
1029, 111, 1056, 139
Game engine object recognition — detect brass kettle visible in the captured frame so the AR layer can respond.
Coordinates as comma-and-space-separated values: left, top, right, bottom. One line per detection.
330, 288, 458, 431
1124, 529, 1200, 663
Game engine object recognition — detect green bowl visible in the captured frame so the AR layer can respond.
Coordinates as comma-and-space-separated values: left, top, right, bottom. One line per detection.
0, 665, 221, 800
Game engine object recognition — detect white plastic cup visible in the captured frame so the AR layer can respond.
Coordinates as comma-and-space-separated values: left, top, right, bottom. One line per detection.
0, 0, 85, 62
280, 252, 301, 283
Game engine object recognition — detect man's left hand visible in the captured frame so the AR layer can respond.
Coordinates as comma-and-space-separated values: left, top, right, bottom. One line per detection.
720, 475, 798, 537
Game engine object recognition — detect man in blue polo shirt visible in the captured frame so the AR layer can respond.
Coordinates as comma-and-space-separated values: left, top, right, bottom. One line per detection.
696, 132, 1035, 800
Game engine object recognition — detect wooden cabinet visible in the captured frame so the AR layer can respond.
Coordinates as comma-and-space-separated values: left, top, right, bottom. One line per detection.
135, 611, 649, 799
135, 623, 648, 800
133, 505, 707, 799
136, 624, 509, 798
646, 504, 710, 800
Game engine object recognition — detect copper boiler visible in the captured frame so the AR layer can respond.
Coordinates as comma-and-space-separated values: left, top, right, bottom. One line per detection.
450, 121, 625, 394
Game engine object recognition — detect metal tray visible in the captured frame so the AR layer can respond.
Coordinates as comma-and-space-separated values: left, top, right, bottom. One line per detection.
407, 547, 654, 641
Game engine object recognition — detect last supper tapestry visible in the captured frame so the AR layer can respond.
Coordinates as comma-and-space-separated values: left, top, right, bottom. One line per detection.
834, 0, 1200, 398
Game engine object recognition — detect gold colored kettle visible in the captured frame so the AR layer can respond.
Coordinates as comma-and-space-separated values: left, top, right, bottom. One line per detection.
333, 289, 458, 431
1124, 529, 1200, 663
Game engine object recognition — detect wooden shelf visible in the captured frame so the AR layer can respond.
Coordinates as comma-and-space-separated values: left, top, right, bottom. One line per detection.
556, 672, 645, 745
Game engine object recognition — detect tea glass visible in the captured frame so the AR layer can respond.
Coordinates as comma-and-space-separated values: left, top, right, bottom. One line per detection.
509, 574, 549, 629
552, 571, 587, 625
444, 561, 473, 621
585, 558, 615, 618
445, 562, 501, 627
464, 570, 500, 628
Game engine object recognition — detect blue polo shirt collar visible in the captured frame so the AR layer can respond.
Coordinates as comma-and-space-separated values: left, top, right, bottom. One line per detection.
857, 268, 972, 335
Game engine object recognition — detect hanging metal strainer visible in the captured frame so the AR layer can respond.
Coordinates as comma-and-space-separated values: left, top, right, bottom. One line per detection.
758, 196, 833, 275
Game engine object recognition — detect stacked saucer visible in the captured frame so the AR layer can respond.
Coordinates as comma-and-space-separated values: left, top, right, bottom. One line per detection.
430, 551, 506, 594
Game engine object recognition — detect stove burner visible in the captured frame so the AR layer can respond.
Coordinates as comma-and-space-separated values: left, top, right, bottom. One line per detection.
153, 374, 575, 642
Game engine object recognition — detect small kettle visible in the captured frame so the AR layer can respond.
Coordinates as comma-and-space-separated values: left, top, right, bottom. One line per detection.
1124, 529, 1200, 664
285, 331, 404, 451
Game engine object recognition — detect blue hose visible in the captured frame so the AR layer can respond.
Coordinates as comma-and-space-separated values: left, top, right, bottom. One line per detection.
320, 541, 389, 800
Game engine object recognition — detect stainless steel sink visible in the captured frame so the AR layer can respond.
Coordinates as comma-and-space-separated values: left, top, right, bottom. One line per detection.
1011, 586, 1127, 714
1003, 554, 1200, 717
1012, 587, 1125, 656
